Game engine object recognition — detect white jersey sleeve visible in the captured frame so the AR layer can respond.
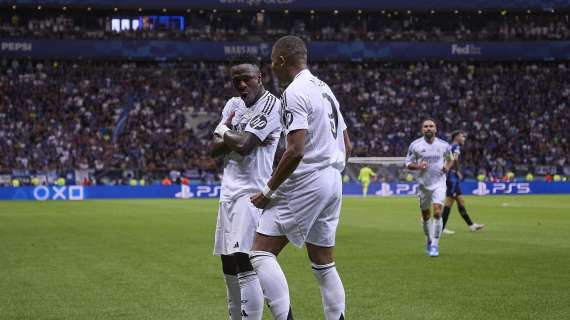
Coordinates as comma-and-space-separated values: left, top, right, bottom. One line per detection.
218, 98, 241, 127
245, 95, 281, 142
282, 89, 309, 133
405, 142, 419, 167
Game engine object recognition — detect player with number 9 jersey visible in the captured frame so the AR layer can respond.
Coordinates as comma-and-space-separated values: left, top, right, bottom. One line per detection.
261, 68, 348, 248
280, 70, 348, 180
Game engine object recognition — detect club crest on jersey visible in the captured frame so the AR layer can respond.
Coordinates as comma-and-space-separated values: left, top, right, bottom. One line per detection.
249, 114, 267, 130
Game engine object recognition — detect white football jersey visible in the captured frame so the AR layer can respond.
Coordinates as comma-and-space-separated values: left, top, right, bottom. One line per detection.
405, 137, 451, 190
219, 91, 282, 202
280, 69, 347, 179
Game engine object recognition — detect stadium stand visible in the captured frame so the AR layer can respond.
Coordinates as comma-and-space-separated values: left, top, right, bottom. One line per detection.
1, 59, 568, 184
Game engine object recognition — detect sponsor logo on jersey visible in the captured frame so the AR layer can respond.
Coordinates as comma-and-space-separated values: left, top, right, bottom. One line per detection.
249, 114, 267, 130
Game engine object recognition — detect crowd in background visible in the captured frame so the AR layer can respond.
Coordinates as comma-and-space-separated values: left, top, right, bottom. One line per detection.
1, 10, 569, 41
1, 59, 568, 184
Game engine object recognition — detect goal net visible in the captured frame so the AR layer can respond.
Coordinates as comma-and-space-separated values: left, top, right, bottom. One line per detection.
344, 157, 409, 183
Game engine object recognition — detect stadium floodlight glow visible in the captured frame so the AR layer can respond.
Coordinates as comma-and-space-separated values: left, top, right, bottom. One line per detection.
407, 10, 411, 14
478, 10, 482, 14
454, 10, 458, 14
11, 4, 16, 10
114, 7, 118, 12
381, 10, 385, 14
357, 9, 362, 14
310, 9, 315, 14
333, 10, 338, 15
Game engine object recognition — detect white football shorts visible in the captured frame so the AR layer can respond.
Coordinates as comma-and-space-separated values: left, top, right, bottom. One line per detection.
417, 184, 446, 210
213, 194, 262, 256
257, 166, 343, 248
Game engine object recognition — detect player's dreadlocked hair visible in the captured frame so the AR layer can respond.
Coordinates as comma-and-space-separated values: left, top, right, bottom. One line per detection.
229, 54, 262, 69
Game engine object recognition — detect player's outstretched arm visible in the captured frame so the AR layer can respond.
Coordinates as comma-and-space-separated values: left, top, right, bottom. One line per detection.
251, 129, 306, 209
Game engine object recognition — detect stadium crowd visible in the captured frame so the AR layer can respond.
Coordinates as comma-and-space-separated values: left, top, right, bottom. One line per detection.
1, 11, 569, 41
1, 59, 568, 185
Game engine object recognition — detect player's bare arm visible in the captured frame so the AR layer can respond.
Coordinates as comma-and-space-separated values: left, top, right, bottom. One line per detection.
272, 133, 286, 170
222, 130, 263, 156
343, 129, 353, 162
209, 111, 236, 157
209, 137, 230, 158
408, 161, 428, 171
443, 152, 455, 173
251, 129, 306, 209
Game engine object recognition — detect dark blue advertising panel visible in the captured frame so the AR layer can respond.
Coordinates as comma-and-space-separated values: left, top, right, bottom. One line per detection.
1, 0, 568, 10
0, 182, 569, 201
2, 39, 570, 61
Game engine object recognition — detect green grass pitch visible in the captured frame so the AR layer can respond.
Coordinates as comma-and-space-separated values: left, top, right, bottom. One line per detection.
1, 195, 569, 319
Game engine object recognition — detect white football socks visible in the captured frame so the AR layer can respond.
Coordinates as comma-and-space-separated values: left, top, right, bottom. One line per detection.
432, 217, 443, 246
312, 262, 346, 320
250, 251, 292, 320
224, 274, 241, 320
237, 271, 264, 320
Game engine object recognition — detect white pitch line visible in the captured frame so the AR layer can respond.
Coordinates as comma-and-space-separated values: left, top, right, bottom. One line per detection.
501, 202, 570, 209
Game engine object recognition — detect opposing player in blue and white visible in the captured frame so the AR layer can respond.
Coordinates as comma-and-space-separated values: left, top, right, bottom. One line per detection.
210, 55, 282, 319
405, 119, 453, 257
441, 130, 485, 234
249, 36, 352, 320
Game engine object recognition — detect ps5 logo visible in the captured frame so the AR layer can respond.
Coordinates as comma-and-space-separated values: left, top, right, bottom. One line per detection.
473, 182, 531, 195
176, 185, 221, 198
376, 183, 418, 196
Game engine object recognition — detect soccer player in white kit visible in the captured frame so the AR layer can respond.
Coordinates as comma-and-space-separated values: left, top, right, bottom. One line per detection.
405, 119, 453, 257
210, 55, 282, 319
249, 36, 352, 320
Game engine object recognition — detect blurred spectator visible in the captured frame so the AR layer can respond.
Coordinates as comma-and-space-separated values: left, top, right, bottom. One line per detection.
161, 177, 172, 186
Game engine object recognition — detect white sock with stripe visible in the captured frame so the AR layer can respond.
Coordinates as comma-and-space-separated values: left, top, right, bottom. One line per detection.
250, 251, 293, 320
432, 217, 443, 246
237, 271, 264, 319
312, 262, 345, 320
224, 274, 241, 320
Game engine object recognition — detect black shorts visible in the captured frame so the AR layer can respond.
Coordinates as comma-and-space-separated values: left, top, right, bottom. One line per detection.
446, 174, 462, 198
